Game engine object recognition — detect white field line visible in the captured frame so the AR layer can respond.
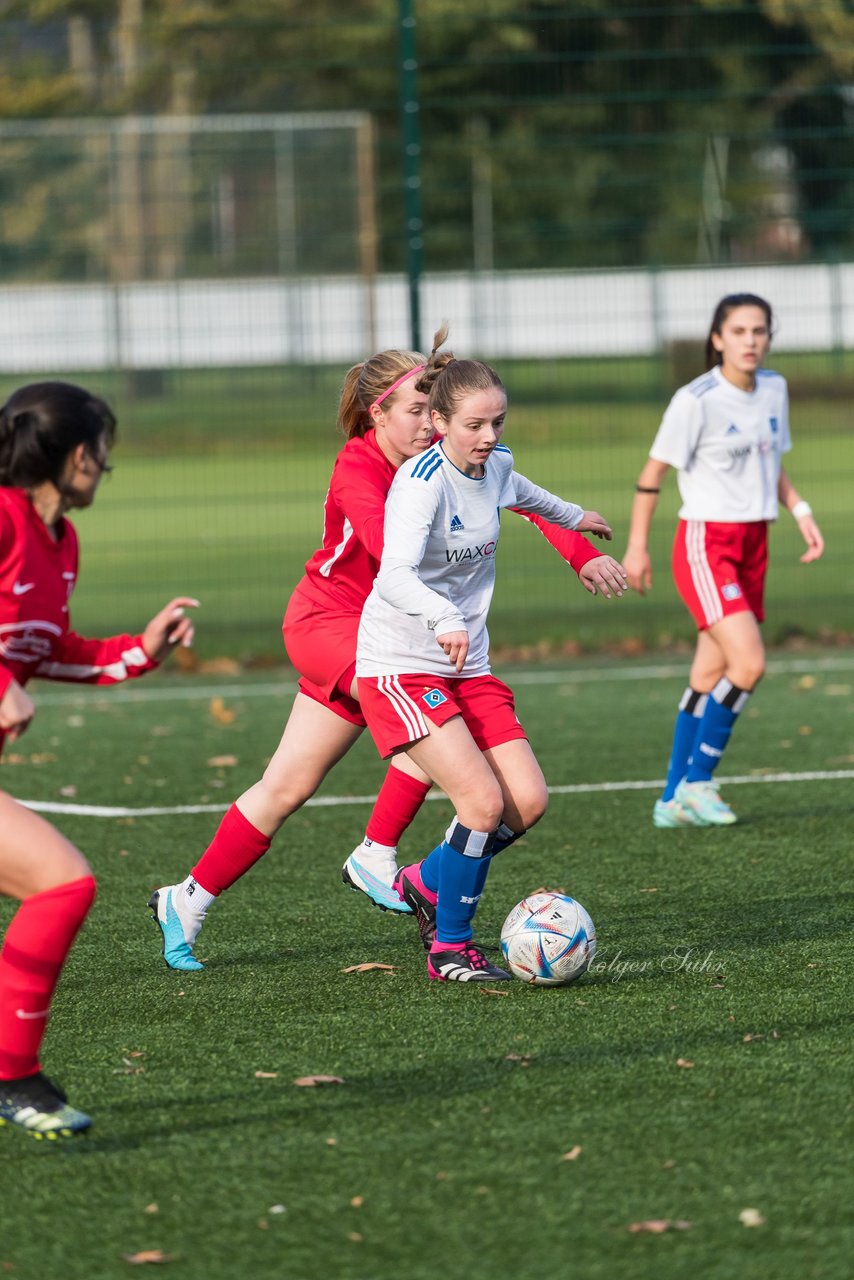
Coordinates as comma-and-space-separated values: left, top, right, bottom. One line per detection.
30, 654, 854, 706
17, 769, 854, 819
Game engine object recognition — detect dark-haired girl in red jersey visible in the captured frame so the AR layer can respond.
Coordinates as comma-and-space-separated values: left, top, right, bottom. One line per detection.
0, 381, 196, 1139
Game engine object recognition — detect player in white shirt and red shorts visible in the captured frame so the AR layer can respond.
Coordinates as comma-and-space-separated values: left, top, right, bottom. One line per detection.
356, 331, 615, 982
149, 342, 627, 972
624, 294, 824, 827
0, 382, 196, 1139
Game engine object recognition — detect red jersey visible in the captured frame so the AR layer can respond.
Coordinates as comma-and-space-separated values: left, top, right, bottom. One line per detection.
0, 487, 156, 709
297, 428, 601, 614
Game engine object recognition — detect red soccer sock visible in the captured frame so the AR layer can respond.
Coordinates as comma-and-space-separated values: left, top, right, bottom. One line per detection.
365, 770, 431, 847
191, 803, 272, 896
0, 875, 97, 1081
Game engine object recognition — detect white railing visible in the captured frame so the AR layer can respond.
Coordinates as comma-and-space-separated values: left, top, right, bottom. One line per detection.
1, 261, 851, 372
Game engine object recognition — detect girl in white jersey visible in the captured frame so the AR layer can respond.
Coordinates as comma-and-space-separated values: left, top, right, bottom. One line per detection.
356, 335, 613, 982
624, 294, 824, 828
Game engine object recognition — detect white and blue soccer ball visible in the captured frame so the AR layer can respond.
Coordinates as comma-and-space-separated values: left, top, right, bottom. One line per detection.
500, 892, 596, 985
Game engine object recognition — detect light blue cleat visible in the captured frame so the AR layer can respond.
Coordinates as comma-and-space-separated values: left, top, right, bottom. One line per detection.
653, 798, 703, 828
341, 848, 413, 915
675, 779, 738, 826
148, 887, 204, 971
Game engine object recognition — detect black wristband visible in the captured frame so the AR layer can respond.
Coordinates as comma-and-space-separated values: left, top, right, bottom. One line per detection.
635, 485, 660, 494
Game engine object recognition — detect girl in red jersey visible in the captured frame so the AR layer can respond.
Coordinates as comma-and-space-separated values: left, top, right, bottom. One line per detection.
623, 294, 824, 828
0, 381, 196, 1139
150, 342, 627, 971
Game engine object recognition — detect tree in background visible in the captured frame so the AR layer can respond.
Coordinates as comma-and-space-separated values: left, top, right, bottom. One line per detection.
0, 0, 853, 279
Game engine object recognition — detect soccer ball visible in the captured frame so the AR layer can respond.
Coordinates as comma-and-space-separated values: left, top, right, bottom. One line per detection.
500, 892, 596, 986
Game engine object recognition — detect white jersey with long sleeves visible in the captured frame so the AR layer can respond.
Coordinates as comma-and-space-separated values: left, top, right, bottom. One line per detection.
649, 366, 791, 522
356, 441, 584, 678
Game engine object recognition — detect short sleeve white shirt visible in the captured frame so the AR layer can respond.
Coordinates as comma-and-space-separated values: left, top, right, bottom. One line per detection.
649, 366, 791, 522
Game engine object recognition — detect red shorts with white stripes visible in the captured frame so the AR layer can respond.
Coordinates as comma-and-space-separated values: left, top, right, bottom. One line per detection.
672, 519, 768, 631
282, 586, 365, 727
357, 673, 527, 759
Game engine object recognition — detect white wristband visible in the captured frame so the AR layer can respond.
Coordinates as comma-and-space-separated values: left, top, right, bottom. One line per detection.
791, 500, 812, 520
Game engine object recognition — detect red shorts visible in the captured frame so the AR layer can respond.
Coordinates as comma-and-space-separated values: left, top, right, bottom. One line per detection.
282, 586, 365, 727
358, 672, 527, 759
673, 520, 768, 631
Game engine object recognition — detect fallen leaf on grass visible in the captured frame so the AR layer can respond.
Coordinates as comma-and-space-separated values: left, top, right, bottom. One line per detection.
348, 1233, 363, 1243
478, 987, 509, 997
560, 1146, 583, 1162
675, 1058, 695, 1069
200, 657, 242, 676
206, 755, 238, 768
59, 785, 77, 798
114, 1054, 145, 1076
626, 1219, 692, 1234
340, 963, 396, 974
639, 887, 659, 893
254, 1070, 278, 1079
122, 1251, 174, 1265
505, 1052, 535, 1067
293, 1075, 345, 1087
739, 1208, 766, 1228
143, 1205, 159, 1215
350, 1196, 364, 1208
209, 697, 237, 725
798, 725, 813, 736
742, 1033, 763, 1042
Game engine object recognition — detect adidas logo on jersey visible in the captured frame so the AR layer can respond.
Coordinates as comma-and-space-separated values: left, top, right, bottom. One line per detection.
726, 423, 740, 434
450, 514, 465, 532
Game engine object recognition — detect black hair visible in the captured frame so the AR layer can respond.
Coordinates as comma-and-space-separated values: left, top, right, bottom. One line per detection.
705, 294, 774, 370
0, 381, 116, 488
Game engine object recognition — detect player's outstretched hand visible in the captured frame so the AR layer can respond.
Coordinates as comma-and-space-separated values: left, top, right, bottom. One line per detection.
579, 554, 628, 598
436, 629, 469, 674
0, 677, 35, 742
576, 511, 612, 540
797, 514, 824, 564
142, 597, 200, 663
622, 546, 653, 595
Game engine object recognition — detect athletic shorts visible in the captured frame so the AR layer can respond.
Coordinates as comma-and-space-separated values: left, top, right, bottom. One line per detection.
673, 519, 768, 631
281, 586, 365, 727
357, 672, 527, 759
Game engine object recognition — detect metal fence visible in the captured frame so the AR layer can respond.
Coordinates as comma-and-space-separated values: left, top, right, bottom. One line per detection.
1, 3, 852, 656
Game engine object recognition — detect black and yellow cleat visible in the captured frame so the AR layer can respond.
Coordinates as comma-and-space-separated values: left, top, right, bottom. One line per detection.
0, 1071, 92, 1140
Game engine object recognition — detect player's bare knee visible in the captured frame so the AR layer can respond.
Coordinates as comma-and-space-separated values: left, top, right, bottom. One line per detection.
258, 768, 317, 818
729, 659, 764, 691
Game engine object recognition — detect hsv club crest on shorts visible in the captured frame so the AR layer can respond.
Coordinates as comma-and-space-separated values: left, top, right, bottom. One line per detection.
421, 687, 448, 708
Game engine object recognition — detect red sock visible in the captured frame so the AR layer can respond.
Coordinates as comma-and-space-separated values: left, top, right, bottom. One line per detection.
191, 803, 272, 895
365, 770, 431, 847
0, 875, 97, 1080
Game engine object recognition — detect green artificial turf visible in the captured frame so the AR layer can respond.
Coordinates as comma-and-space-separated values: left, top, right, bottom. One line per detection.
1, 656, 852, 1279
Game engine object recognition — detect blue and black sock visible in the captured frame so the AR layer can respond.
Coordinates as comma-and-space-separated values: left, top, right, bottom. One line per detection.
685, 677, 752, 783
662, 688, 708, 801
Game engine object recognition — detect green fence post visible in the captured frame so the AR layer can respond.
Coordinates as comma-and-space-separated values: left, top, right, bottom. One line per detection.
398, 0, 423, 352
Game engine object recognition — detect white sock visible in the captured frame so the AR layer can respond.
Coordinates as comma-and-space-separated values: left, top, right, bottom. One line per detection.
173, 875, 216, 945
356, 838, 398, 883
